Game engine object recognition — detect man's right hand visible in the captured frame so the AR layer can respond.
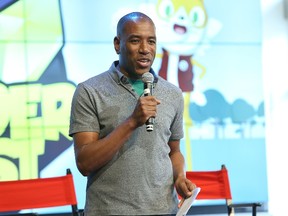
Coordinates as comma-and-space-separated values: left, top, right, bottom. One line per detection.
130, 96, 161, 127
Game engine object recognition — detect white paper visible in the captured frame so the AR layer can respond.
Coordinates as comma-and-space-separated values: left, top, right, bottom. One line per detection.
176, 187, 201, 216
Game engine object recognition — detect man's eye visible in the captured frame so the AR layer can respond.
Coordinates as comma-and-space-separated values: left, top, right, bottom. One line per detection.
131, 39, 140, 43
149, 40, 156, 44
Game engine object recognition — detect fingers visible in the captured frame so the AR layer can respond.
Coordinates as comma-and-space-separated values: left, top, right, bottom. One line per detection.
176, 178, 197, 200
139, 96, 160, 118
187, 180, 197, 191
131, 96, 160, 126
181, 179, 193, 197
177, 181, 197, 208
178, 198, 185, 208
140, 96, 160, 108
186, 179, 197, 196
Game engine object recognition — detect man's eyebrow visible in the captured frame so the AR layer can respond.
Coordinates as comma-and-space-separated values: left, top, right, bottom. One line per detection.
128, 33, 141, 38
128, 34, 156, 38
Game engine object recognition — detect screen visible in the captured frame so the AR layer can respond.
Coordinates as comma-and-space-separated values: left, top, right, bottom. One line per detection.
0, 0, 267, 214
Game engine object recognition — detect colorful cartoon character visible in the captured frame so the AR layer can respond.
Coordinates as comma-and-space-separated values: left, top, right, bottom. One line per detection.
154, 0, 221, 170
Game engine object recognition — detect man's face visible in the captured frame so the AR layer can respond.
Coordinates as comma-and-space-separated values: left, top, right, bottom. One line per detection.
114, 19, 156, 79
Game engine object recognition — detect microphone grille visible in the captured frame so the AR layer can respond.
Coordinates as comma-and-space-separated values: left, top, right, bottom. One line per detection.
141, 72, 154, 83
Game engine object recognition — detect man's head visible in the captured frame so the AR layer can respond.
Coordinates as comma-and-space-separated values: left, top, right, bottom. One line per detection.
114, 12, 156, 80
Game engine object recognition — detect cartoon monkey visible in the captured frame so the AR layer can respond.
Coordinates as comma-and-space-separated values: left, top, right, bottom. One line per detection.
156, 0, 208, 124
155, 0, 209, 170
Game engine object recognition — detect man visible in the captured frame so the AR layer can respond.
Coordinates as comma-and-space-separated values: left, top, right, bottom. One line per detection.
69, 11, 196, 216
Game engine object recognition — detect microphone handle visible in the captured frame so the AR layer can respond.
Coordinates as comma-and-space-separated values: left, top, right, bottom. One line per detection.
146, 117, 155, 132
144, 82, 154, 132
144, 82, 153, 96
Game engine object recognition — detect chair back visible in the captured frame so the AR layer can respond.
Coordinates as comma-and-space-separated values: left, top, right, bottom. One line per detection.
185, 165, 261, 216
186, 164, 232, 200
0, 169, 78, 215
186, 165, 235, 216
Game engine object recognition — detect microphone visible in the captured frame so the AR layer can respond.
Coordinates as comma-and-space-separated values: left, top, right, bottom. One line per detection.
141, 72, 155, 132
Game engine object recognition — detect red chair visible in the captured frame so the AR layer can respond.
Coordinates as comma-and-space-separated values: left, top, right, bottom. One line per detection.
186, 164, 261, 216
0, 169, 81, 216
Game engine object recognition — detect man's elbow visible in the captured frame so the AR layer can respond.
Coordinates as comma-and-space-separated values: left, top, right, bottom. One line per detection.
76, 161, 92, 176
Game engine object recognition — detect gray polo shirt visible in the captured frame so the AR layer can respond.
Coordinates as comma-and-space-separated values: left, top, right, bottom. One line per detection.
69, 61, 184, 215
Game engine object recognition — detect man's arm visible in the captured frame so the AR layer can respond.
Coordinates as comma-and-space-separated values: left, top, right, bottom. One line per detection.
73, 96, 160, 176
169, 140, 196, 199
73, 118, 136, 176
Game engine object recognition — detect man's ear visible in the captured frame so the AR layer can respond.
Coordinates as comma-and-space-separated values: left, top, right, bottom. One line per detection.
114, 36, 120, 54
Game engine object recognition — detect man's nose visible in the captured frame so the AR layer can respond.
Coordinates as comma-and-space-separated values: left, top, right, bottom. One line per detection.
139, 42, 149, 54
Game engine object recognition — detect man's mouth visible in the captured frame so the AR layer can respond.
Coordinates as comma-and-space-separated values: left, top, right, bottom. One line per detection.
137, 58, 150, 67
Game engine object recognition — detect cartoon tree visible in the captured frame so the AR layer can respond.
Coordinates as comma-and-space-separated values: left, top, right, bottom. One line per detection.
231, 99, 255, 138
202, 89, 231, 139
